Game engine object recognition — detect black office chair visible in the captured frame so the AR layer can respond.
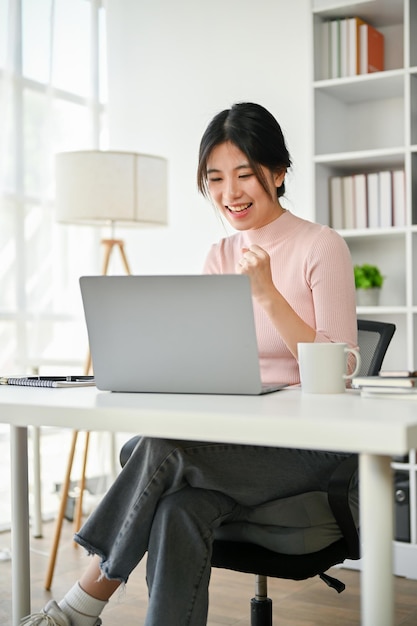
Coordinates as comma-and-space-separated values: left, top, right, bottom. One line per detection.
356, 319, 396, 377
119, 319, 395, 626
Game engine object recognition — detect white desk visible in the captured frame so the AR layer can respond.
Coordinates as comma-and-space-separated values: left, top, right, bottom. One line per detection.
2, 386, 417, 626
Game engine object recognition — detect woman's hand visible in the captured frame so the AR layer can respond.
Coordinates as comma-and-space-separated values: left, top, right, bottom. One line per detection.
237, 244, 315, 357
237, 245, 275, 303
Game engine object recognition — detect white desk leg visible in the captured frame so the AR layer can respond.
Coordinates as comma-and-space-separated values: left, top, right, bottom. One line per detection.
32, 425, 43, 538
360, 453, 394, 626
10, 425, 31, 626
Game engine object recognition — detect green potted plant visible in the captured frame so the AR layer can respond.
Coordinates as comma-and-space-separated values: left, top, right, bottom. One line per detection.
354, 264, 384, 306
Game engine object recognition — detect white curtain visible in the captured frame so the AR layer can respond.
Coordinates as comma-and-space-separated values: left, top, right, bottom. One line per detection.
0, 0, 107, 375
0, 0, 109, 530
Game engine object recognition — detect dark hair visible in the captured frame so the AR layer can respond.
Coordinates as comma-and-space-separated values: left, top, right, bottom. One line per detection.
197, 102, 292, 200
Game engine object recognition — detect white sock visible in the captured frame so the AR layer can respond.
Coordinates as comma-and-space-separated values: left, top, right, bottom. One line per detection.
58, 582, 107, 626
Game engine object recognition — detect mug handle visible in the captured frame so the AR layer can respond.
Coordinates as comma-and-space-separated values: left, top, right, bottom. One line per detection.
343, 347, 361, 380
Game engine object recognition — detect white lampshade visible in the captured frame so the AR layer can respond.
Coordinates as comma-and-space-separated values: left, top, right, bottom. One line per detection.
55, 150, 168, 227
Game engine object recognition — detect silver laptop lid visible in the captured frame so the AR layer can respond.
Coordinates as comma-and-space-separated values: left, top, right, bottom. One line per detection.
80, 274, 271, 395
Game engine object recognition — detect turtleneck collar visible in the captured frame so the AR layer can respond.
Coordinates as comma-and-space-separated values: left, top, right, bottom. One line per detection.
240, 209, 299, 247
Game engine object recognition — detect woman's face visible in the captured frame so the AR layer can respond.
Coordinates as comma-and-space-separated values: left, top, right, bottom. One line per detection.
206, 141, 285, 230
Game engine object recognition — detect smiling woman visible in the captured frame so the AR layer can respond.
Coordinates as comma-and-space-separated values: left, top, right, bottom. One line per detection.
198, 102, 291, 204
200, 102, 358, 366
206, 141, 286, 230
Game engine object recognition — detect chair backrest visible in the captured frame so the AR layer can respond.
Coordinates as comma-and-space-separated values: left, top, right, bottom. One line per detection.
357, 319, 396, 376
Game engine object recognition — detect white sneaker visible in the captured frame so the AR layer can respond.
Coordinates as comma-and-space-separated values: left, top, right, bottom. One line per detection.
20, 600, 102, 626
20, 601, 72, 625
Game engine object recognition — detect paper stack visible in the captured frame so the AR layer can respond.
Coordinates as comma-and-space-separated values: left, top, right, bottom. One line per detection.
352, 372, 417, 399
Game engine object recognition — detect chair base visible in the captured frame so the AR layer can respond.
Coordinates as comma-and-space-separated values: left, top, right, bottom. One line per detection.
251, 597, 272, 626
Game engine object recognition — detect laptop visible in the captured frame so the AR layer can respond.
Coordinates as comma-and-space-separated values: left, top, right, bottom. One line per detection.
79, 274, 287, 395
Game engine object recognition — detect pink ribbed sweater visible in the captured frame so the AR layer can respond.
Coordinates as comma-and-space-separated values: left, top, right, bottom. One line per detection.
203, 211, 357, 385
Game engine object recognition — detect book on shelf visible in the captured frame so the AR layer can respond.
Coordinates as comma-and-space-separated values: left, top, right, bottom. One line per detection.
330, 19, 341, 79
352, 375, 417, 389
340, 18, 349, 77
360, 22, 384, 74
342, 175, 355, 229
320, 17, 384, 80
0, 376, 95, 388
329, 176, 344, 229
379, 170, 392, 228
353, 173, 367, 229
347, 16, 366, 76
392, 170, 406, 227
329, 169, 405, 232
321, 20, 331, 80
367, 172, 379, 228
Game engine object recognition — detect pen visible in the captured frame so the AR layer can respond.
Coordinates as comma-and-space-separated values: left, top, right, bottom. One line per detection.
26, 376, 94, 382
27, 376, 67, 381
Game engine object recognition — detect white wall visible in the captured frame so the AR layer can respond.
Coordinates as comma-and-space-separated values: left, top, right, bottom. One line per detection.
105, 0, 313, 275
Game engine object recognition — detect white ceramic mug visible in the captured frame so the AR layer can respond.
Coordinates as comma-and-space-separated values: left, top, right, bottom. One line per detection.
298, 342, 361, 394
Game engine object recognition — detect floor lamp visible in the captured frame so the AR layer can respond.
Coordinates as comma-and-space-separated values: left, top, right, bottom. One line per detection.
43, 150, 168, 590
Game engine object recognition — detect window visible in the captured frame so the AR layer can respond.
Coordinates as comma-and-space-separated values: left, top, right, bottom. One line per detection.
0, 0, 108, 530
0, 0, 107, 374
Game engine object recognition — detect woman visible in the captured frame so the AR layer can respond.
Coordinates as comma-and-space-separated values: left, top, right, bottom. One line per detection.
23, 103, 357, 626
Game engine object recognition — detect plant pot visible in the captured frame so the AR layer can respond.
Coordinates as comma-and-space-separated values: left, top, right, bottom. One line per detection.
356, 288, 381, 307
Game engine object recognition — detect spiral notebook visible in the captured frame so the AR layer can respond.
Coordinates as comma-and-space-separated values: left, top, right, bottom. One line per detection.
0, 376, 95, 388
79, 274, 287, 395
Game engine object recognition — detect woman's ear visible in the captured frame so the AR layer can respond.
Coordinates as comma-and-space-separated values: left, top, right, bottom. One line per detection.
273, 168, 286, 189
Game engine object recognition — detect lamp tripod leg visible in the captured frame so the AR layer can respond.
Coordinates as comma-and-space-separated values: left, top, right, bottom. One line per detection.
44, 431, 78, 590
101, 239, 114, 275
117, 241, 132, 275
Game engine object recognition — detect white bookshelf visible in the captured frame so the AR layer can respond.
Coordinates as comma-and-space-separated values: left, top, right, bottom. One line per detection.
312, 0, 417, 578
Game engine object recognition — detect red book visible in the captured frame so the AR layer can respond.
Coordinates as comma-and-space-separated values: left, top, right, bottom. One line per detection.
360, 23, 384, 73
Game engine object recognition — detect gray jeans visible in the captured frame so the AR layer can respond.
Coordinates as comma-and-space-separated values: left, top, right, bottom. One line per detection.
74, 438, 349, 626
